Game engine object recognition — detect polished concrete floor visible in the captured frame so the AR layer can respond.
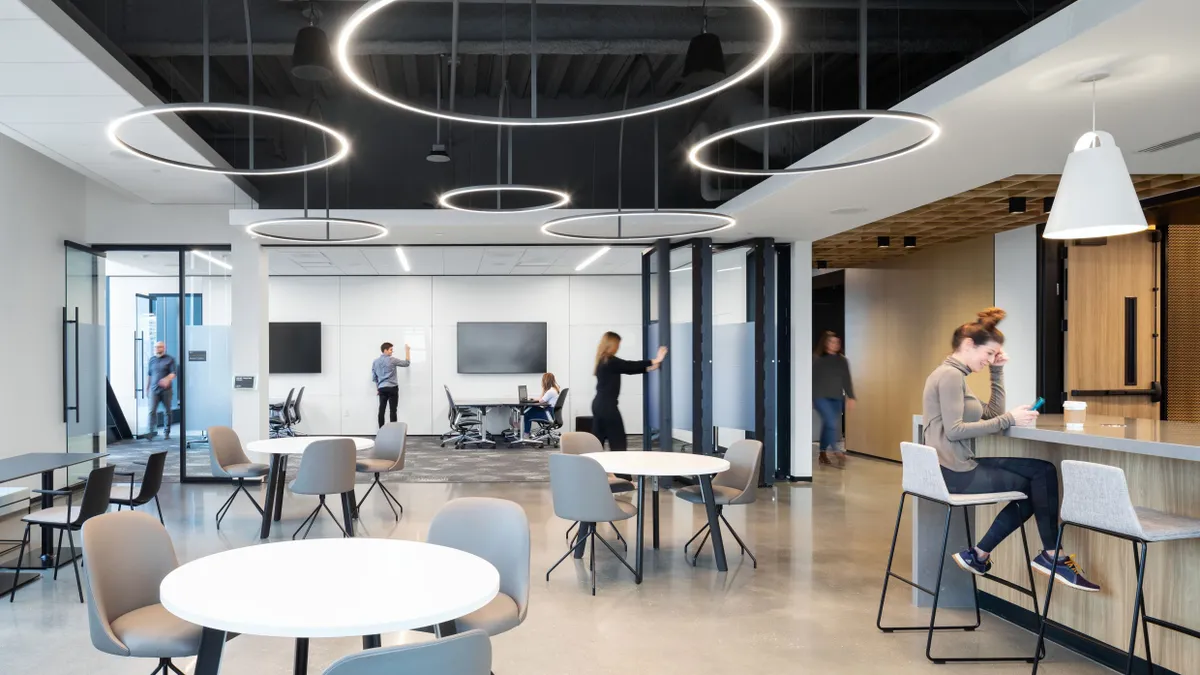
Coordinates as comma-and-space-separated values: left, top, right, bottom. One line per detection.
0, 455, 1107, 675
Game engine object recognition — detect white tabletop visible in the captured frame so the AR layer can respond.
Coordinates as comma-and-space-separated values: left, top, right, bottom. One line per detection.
582, 451, 730, 477
160, 539, 499, 638
246, 436, 375, 455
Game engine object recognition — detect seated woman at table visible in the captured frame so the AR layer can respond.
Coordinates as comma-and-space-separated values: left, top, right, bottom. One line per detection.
524, 372, 561, 435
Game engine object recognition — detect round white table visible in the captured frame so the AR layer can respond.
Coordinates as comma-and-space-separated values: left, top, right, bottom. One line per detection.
246, 437, 375, 539
582, 451, 731, 578
162, 538, 499, 675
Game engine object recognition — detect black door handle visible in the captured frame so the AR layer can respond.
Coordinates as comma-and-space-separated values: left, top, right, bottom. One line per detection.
73, 306, 80, 424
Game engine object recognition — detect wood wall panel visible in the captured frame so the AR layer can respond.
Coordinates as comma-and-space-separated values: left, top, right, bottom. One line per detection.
1166, 226, 1200, 422
1066, 234, 1160, 419
844, 236, 994, 461
974, 435, 1200, 674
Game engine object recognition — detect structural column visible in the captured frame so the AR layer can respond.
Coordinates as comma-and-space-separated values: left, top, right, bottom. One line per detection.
231, 232, 269, 442
790, 242, 813, 480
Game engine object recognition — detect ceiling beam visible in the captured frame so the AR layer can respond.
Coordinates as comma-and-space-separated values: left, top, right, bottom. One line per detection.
370, 54, 392, 92
402, 55, 420, 99
461, 53, 480, 98
569, 54, 602, 98
544, 54, 572, 98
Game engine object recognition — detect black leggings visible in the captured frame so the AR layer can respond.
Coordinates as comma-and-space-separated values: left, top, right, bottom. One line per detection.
941, 457, 1060, 553
591, 404, 627, 451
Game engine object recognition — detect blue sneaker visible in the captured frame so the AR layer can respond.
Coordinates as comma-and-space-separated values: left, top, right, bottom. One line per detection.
952, 549, 991, 576
1031, 552, 1101, 592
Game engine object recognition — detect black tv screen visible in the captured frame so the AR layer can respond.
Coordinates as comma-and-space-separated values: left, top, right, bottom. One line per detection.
457, 322, 547, 374
269, 322, 322, 374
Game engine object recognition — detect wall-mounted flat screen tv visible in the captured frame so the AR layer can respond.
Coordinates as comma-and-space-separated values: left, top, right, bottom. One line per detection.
269, 322, 322, 374
457, 322, 547, 374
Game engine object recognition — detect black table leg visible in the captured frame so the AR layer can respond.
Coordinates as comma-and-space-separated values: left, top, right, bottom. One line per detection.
652, 478, 660, 550
38, 470, 54, 566
273, 456, 288, 522
294, 637, 309, 675
193, 628, 227, 675
635, 475, 645, 583
363, 634, 381, 649
340, 492, 354, 537
260, 455, 281, 539
698, 474, 728, 572
573, 522, 591, 559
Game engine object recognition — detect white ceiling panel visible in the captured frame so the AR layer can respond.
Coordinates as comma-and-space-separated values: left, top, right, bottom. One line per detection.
0, 20, 83, 62
0, 62, 116, 96
0, 1, 34, 20
0, 95, 139, 124
266, 247, 642, 277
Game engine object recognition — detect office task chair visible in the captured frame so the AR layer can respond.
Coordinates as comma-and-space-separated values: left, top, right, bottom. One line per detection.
108, 450, 167, 525
529, 388, 569, 448
289, 386, 306, 435
441, 386, 489, 448
268, 388, 295, 438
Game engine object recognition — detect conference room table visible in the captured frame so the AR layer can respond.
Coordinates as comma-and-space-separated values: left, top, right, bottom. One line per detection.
0, 452, 107, 597
455, 398, 550, 447
582, 451, 731, 580
245, 437, 374, 539
163, 538, 499, 675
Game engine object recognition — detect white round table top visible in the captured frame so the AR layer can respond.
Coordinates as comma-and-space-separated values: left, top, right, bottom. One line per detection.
581, 450, 730, 477
160, 539, 499, 638
246, 436, 374, 455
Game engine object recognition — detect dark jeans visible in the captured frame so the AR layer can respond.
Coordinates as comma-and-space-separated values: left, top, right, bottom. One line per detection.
941, 457, 1060, 553
377, 386, 399, 428
148, 388, 172, 437
524, 408, 552, 435
591, 402, 627, 451
813, 397, 844, 451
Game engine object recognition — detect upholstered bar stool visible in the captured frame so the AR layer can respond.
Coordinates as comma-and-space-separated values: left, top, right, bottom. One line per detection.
876, 442, 1043, 664
1031, 460, 1200, 674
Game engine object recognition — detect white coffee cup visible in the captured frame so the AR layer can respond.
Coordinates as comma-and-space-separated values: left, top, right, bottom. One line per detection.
1063, 401, 1087, 429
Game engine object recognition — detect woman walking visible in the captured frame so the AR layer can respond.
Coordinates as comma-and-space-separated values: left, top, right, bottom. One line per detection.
592, 331, 667, 451
923, 308, 1098, 591
813, 331, 855, 468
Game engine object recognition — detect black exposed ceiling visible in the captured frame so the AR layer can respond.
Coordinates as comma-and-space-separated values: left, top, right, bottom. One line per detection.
65, 0, 1077, 210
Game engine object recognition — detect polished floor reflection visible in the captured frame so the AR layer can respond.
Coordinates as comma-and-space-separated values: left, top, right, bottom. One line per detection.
0, 455, 1105, 675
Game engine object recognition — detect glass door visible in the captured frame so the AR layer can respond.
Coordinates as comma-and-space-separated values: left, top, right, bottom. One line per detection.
133, 293, 153, 437
64, 244, 106, 482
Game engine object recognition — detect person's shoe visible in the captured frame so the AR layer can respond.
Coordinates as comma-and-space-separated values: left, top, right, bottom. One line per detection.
818, 452, 832, 466
1031, 553, 1101, 592
952, 548, 992, 576
833, 453, 846, 469
146, 432, 157, 441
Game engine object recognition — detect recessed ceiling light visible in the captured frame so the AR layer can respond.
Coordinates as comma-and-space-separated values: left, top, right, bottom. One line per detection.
394, 246, 411, 272
575, 247, 611, 272
877, 236, 891, 249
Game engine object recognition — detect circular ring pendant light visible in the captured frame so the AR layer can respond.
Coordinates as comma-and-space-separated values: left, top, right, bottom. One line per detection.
108, 0, 349, 176
337, 0, 785, 127
439, 185, 570, 213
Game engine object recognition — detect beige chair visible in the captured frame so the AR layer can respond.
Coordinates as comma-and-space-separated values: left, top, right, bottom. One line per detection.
290, 438, 356, 539
82, 511, 202, 675
356, 422, 407, 521
547, 454, 637, 595
676, 439, 763, 568
559, 432, 632, 548
323, 629, 491, 675
427, 498, 529, 637
208, 426, 269, 529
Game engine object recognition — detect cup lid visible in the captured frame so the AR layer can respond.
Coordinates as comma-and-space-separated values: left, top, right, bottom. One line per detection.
1063, 401, 1088, 410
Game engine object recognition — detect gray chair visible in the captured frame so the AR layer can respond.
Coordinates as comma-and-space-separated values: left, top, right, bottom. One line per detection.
1032, 460, 1200, 674
427, 498, 530, 637
290, 438, 356, 540
209, 426, 269, 529
11, 465, 115, 604
676, 439, 763, 568
546, 453, 637, 595
81, 511, 202, 675
356, 422, 407, 521
109, 450, 167, 525
559, 432, 632, 549
323, 629, 491, 675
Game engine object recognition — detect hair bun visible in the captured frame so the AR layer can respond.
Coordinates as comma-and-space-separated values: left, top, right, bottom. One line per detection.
976, 307, 1007, 328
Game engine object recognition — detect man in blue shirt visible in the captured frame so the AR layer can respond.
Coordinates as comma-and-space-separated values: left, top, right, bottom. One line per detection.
371, 342, 411, 428
146, 341, 177, 440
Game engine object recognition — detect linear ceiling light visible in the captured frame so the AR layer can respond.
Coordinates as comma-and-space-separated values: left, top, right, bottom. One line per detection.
575, 247, 611, 272
191, 250, 232, 270
394, 246, 411, 272
336, 0, 784, 127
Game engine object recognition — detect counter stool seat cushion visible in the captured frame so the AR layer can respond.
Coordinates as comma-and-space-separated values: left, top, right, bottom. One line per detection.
674, 484, 743, 505
355, 458, 395, 473
608, 476, 635, 493
1134, 507, 1200, 541
224, 462, 269, 479
23, 505, 81, 525
454, 593, 521, 636
109, 603, 203, 658
947, 491, 1028, 507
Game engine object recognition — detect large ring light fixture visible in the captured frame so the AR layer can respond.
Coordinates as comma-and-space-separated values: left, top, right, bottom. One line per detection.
337, 0, 784, 127
541, 210, 736, 242
108, 103, 351, 176
687, 110, 941, 176
439, 185, 570, 213
245, 217, 388, 243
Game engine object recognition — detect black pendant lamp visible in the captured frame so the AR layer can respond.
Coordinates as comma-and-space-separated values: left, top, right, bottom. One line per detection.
682, 32, 726, 78
292, 25, 334, 81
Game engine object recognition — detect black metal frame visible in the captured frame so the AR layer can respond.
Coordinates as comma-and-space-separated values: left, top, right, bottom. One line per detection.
291, 494, 351, 540
683, 506, 757, 569
545, 521, 637, 596
655, 240, 672, 451
355, 472, 404, 522
10, 488, 85, 604
750, 239, 778, 486
775, 243, 792, 480
691, 239, 714, 456
876, 491, 1044, 664
1035, 224, 1067, 415
215, 477, 265, 529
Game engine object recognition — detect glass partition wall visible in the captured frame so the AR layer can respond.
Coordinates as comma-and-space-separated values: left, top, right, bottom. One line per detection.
64, 243, 107, 483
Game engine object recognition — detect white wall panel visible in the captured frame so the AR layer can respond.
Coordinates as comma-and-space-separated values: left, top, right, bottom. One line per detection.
339, 325, 433, 435
569, 276, 641, 325
339, 276, 433, 326
433, 276, 571, 325
269, 277, 340, 324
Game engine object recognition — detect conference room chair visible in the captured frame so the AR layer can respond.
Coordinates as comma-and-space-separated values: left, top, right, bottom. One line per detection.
323, 629, 491, 675
108, 450, 167, 525
528, 388, 569, 448
560, 432, 632, 547
81, 511, 204, 675
290, 386, 306, 435
356, 422, 407, 521
208, 426, 269, 530
441, 386, 486, 448
268, 388, 295, 438
10, 465, 115, 603
677, 439, 763, 568
290, 438, 356, 540
427, 498, 530, 637
547, 453, 637, 595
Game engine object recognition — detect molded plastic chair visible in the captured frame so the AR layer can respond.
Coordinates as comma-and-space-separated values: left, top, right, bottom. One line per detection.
290, 438, 356, 539
109, 450, 167, 525
356, 422, 407, 521
322, 629, 491, 675
208, 426, 268, 529
675, 439, 762, 568
546, 453, 637, 595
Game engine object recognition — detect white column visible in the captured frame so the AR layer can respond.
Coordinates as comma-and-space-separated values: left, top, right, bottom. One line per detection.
791, 242, 813, 479
231, 233, 269, 442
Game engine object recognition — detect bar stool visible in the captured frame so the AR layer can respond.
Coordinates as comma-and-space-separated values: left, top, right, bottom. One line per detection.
1032, 460, 1200, 674
877, 442, 1043, 664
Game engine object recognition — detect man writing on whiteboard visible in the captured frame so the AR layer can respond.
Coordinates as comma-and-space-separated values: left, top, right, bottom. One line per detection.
372, 342, 411, 428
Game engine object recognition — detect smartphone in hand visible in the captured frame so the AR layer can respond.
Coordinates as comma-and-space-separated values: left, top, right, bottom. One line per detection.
1031, 397, 1045, 412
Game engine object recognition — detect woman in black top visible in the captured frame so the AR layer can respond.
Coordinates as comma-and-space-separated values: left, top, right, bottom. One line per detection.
592, 331, 668, 451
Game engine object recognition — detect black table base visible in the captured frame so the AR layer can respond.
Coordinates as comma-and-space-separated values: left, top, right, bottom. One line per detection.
0, 571, 40, 599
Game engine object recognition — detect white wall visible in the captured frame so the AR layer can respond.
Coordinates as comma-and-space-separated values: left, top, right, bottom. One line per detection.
268, 275, 642, 436
994, 225, 1038, 406
85, 182, 241, 245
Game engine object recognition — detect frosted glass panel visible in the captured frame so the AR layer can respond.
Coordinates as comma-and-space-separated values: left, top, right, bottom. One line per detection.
670, 322, 692, 430
713, 321, 755, 430
183, 325, 232, 434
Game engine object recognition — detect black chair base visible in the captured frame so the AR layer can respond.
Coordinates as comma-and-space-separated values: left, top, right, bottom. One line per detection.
356, 473, 404, 522
10, 522, 84, 604
566, 521, 626, 551
215, 478, 265, 529
683, 507, 756, 568
292, 495, 348, 540
547, 522, 636, 595
151, 658, 187, 675
876, 491, 1044, 664
113, 495, 165, 525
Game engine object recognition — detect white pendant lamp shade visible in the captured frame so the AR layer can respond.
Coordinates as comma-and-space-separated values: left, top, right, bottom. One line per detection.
1043, 131, 1147, 240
